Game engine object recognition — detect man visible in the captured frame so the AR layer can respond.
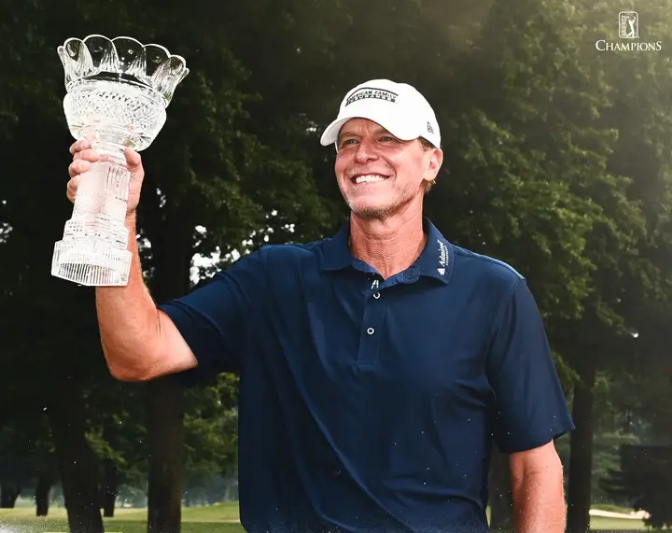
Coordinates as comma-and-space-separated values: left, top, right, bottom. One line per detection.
67, 79, 574, 533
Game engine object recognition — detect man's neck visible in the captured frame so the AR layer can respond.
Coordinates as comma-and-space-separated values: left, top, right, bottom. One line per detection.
349, 211, 427, 279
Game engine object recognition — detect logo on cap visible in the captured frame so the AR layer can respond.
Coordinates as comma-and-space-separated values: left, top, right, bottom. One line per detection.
345, 87, 398, 106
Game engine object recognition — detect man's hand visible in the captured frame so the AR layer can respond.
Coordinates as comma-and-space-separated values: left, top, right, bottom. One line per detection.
68, 140, 145, 215
509, 440, 566, 533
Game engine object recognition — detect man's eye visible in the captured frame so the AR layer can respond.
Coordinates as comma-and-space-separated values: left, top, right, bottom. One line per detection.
379, 136, 395, 142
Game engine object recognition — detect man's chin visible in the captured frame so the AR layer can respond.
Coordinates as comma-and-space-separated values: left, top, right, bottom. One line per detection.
348, 202, 396, 219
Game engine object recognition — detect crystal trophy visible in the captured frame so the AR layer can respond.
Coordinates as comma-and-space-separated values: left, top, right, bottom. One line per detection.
51, 35, 189, 286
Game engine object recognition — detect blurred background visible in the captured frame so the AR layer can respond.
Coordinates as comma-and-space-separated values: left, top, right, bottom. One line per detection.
1, 0, 671, 532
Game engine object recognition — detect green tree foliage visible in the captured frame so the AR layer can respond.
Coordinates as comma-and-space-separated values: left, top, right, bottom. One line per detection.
1, 0, 672, 532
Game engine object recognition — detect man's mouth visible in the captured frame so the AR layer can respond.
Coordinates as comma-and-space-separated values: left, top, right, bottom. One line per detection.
351, 174, 389, 184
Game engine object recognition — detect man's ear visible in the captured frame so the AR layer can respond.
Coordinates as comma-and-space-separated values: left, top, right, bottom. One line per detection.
425, 147, 443, 180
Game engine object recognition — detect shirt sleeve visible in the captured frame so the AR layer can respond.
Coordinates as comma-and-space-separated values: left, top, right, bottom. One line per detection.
486, 278, 575, 453
157, 249, 265, 387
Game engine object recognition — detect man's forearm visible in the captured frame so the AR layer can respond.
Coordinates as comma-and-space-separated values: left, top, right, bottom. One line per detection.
95, 212, 161, 380
511, 465, 566, 533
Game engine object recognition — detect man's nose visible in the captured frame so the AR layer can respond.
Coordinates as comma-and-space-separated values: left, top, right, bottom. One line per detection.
354, 139, 379, 163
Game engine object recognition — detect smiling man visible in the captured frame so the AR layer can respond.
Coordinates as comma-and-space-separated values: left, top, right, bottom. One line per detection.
68, 79, 574, 533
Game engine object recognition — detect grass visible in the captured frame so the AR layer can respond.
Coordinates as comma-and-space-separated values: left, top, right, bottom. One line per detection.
589, 517, 649, 531
0, 502, 648, 532
0, 504, 244, 533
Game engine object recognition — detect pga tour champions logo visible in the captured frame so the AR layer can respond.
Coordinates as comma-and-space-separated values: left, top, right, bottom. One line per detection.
619, 11, 638, 38
596, 11, 662, 52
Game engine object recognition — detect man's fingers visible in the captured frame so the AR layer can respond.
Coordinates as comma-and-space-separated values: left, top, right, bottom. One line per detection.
66, 175, 80, 199
69, 140, 91, 155
124, 147, 142, 170
73, 148, 101, 162
68, 159, 92, 178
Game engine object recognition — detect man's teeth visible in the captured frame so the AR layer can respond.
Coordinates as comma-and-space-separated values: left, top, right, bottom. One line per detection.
354, 174, 386, 184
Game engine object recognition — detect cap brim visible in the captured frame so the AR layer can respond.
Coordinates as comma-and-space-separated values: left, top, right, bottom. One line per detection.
319, 112, 420, 147
320, 117, 351, 147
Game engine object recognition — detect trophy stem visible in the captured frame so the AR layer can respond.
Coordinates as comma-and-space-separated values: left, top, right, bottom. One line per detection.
51, 141, 132, 286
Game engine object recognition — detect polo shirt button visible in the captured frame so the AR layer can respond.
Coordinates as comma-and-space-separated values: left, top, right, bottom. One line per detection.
373, 292, 381, 299
367, 327, 375, 335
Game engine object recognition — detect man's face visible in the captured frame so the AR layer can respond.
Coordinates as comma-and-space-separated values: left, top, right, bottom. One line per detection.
334, 118, 442, 220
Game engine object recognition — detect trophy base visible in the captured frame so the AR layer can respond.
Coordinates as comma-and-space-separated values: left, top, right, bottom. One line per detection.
52, 237, 132, 287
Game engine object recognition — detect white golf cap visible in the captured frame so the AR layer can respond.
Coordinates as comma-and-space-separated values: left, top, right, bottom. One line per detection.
320, 79, 441, 148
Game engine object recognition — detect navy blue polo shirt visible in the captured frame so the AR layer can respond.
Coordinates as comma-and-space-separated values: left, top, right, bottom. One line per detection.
159, 218, 574, 533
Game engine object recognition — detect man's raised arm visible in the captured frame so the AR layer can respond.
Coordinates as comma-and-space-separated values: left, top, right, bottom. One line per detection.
68, 141, 197, 381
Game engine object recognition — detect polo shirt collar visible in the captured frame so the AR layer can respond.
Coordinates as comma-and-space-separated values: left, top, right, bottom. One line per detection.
413, 219, 453, 284
318, 218, 453, 284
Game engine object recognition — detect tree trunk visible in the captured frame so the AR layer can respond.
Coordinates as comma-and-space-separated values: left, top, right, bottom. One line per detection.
35, 473, 52, 516
46, 379, 103, 533
0, 483, 20, 508
488, 447, 514, 531
102, 460, 118, 517
143, 204, 193, 533
566, 357, 597, 533
147, 376, 186, 533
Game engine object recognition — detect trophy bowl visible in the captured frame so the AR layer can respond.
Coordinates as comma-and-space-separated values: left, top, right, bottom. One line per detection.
52, 34, 189, 286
